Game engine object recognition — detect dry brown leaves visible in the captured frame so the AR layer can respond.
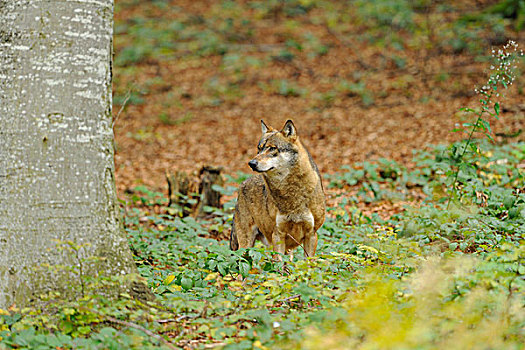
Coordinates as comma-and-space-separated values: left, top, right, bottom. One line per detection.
113, 0, 525, 210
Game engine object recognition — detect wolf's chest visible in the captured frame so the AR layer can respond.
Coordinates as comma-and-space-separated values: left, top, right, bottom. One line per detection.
276, 211, 314, 228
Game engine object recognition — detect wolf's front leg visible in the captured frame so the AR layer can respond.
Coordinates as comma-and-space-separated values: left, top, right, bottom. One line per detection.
303, 231, 318, 258
271, 229, 286, 261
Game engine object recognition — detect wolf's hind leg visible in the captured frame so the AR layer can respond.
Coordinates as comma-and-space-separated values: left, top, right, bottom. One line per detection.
232, 206, 257, 249
230, 218, 239, 251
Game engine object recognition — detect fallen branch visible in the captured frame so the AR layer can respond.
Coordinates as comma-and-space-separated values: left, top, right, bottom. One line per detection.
79, 307, 178, 350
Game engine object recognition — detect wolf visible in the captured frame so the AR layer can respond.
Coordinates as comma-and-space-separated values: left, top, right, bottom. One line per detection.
230, 119, 325, 258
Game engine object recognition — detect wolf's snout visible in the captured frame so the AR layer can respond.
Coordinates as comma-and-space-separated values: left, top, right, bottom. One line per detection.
248, 159, 258, 170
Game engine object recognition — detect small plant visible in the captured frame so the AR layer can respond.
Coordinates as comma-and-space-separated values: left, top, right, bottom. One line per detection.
303, 32, 329, 58
204, 77, 244, 105
338, 80, 375, 107
273, 49, 296, 63
129, 185, 167, 206
113, 89, 144, 106
448, 41, 523, 206
315, 90, 337, 109
126, 127, 158, 142
264, 79, 306, 97
355, 0, 414, 30
250, 0, 316, 19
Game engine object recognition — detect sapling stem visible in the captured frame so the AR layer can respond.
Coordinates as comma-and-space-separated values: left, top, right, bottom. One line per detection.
447, 41, 522, 209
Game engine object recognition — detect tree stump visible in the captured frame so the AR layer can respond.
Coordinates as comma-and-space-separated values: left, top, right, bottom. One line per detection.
166, 166, 224, 218
166, 171, 198, 217
195, 166, 224, 218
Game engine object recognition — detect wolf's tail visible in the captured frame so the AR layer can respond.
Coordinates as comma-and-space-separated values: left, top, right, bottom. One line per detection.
230, 216, 239, 251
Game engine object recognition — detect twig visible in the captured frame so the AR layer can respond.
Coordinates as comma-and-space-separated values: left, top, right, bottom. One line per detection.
199, 301, 209, 319
157, 317, 181, 324
106, 315, 178, 350
112, 89, 131, 129
279, 294, 301, 302
286, 233, 309, 258
79, 307, 178, 350
155, 314, 199, 324
176, 314, 194, 322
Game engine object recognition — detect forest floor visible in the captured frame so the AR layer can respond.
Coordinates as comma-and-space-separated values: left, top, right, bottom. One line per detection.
112, 0, 524, 218
2, 2, 524, 349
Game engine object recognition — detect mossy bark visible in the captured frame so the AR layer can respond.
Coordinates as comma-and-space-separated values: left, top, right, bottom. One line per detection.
0, 0, 147, 307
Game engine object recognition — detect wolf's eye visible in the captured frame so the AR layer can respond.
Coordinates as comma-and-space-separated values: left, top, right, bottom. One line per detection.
268, 146, 277, 152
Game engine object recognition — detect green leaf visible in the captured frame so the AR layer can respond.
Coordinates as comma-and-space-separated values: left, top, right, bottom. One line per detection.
508, 207, 520, 219
248, 249, 262, 263
218, 262, 228, 276
59, 320, 74, 334
503, 196, 516, 210
494, 102, 500, 117
181, 277, 193, 290
78, 326, 91, 335
239, 262, 250, 277
292, 283, 318, 302
211, 184, 225, 193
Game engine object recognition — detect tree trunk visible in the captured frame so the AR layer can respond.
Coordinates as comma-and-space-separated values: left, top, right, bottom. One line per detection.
0, 0, 140, 307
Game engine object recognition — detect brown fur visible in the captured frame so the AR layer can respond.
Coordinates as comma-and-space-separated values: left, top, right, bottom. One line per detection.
230, 120, 325, 257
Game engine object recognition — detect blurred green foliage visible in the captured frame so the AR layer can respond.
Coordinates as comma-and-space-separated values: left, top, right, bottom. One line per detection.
112, 0, 518, 108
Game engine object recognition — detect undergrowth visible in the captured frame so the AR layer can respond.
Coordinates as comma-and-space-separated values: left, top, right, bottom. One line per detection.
1, 138, 523, 349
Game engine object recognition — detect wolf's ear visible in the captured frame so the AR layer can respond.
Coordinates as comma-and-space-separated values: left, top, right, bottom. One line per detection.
261, 119, 269, 134
281, 119, 296, 139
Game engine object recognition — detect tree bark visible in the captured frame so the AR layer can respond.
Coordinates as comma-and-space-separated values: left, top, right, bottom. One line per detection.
0, 0, 140, 307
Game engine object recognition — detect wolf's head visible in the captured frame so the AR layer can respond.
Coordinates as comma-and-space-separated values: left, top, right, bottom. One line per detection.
248, 120, 299, 174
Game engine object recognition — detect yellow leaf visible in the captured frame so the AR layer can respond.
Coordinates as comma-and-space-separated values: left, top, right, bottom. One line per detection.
204, 273, 219, 281
359, 245, 379, 254
168, 285, 182, 292
163, 275, 175, 285
230, 281, 243, 288
253, 340, 269, 350
63, 308, 76, 316
333, 208, 345, 217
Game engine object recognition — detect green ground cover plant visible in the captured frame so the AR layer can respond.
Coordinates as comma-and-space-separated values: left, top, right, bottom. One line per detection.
1, 136, 523, 349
